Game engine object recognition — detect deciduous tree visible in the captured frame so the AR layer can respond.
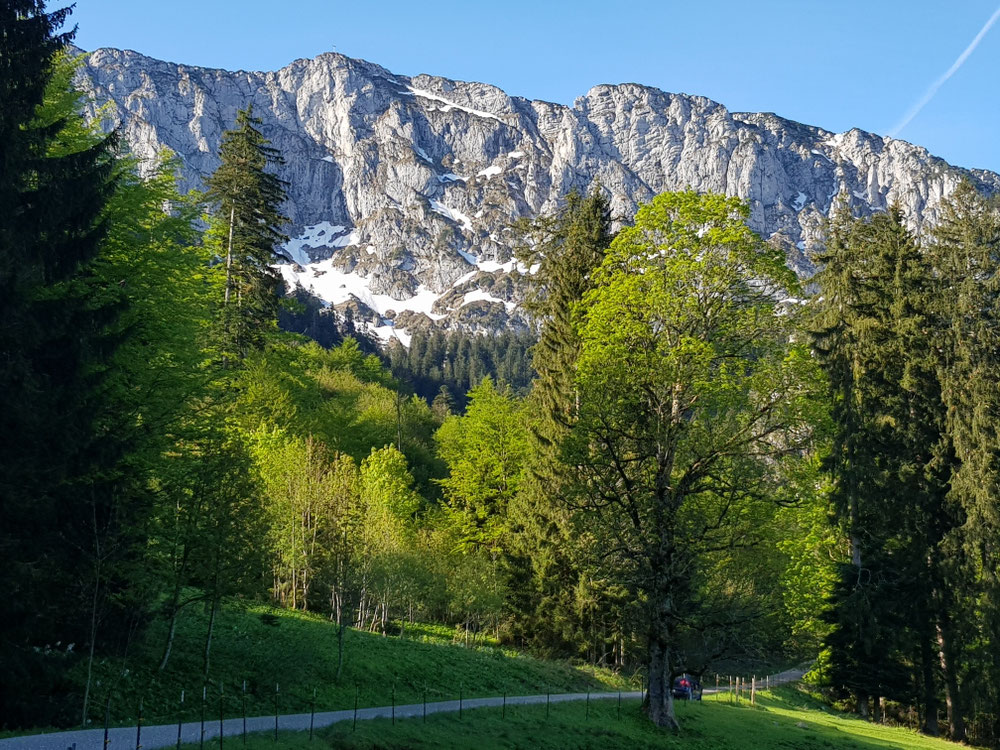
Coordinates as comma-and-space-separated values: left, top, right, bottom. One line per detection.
567, 191, 825, 730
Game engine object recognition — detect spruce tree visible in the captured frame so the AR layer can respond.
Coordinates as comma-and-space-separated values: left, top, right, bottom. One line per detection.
508, 187, 615, 656
0, 2, 128, 727
810, 205, 962, 733
205, 105, 288, 361
520, 188, 612, 434
928, 183, 1000, 742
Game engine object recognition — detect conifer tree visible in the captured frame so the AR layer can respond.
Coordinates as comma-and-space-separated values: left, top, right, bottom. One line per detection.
519, 188, 612, 434
509, 188, 616, 656
205, 105, 288, 361
810, 205, 963, 734
0, 2, 128, 727
928, 183, 1000, 742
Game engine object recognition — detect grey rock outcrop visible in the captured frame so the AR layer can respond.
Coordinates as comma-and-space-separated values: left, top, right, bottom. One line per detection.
74, 47, 1000, 341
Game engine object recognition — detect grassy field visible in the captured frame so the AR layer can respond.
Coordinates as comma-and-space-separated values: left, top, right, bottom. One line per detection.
213, 686, 962, 750
80, 599, 635, 728
14, 598, 966, 749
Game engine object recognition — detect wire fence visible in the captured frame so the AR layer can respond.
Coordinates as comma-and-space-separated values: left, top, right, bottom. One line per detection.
0, 668, 806, 750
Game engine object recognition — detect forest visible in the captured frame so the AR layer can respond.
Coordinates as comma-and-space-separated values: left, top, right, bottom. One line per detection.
3, 2, 1000, 745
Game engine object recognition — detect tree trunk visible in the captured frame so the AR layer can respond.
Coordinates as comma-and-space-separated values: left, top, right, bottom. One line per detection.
159, 601, 181, 672
937, 615, 965, 741
81, 492, 106, 727
336, 600, 346, 682
857, 691, 869, 719
224, 205, 235, 305
647, 635, 678, 731
81, 555, 101, 726
919, 618, 939, 736
647, 565, 679, 733
203, 595, 218, 682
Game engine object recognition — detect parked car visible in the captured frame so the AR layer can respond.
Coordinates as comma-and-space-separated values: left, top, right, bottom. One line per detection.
672, 674, 703, 700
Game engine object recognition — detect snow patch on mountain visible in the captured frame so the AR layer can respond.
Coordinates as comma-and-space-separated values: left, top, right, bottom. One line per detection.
430, 200, 474, 232
279, 259, 446, 320
404, 86, 502, 121
75, 45, 1000, 348
282, 222, 358, 265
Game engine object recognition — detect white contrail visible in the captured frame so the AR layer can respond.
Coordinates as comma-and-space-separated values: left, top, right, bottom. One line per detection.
889, 4, 1000, 137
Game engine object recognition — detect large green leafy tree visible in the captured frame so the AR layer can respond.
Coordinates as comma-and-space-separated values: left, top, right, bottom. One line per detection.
566, 191, 825, 730
204, 105, 288, 361
436, 378, 529, 552
0, 3, 136, 728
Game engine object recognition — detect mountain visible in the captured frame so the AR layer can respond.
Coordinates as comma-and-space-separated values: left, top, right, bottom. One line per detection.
74, 47, 1000, 343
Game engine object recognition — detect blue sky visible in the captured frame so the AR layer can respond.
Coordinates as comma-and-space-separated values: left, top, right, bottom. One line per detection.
70, 0, 1000, 173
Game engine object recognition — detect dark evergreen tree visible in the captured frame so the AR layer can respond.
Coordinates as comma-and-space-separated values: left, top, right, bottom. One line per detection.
205, 105, 288, 361
927, 183, 1000, 744
276, 282, 381, 351
810, 204, 962, 734
0, 2, 133, 728
386, 329, 535, 409
519, 187, 613, 434
506, 188, 618, 658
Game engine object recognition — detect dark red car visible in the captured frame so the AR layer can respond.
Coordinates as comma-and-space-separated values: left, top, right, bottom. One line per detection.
672, 674, 703, 700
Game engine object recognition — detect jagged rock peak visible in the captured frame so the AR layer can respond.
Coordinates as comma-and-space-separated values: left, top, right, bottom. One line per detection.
74, 46, 999, 343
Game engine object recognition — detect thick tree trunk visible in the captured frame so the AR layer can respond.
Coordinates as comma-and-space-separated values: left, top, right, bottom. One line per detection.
647, 635, 678, 731
849, 506, 869, 722
647, 566, 679, 732
857, 691, 869, 719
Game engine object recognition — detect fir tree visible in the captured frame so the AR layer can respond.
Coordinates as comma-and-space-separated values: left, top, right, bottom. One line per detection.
927, 183, 1000, 742
205, 105, 288, 361
508, 188, 615, 657
810, 205, 962, 734
0, 2, 129, 727
519, 187, 612, 434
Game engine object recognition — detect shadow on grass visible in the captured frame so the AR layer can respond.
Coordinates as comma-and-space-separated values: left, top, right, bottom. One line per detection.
175, 690, 965, 750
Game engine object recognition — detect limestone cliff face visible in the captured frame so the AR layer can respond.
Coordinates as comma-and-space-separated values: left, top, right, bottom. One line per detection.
75, 47, 1000, 342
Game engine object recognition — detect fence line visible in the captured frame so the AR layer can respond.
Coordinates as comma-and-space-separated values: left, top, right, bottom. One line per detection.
0, 668, 807, 750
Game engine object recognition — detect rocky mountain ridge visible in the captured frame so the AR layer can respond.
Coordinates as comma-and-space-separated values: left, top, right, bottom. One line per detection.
74, 47, 1000, 344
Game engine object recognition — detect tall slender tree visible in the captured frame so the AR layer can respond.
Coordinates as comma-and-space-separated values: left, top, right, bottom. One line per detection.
928, 183, 1000, 743
810, 204, 967, 735
518, 187, 613, 433
204, 105, 288, 361
508, 189, 620, 657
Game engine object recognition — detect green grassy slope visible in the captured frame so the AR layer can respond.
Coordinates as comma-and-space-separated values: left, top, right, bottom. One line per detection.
237, 687, 962, 750
83, 600, 634, 728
